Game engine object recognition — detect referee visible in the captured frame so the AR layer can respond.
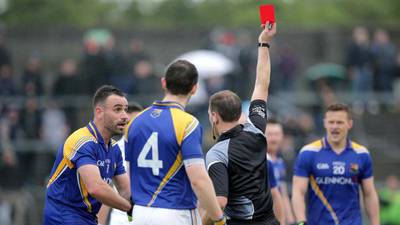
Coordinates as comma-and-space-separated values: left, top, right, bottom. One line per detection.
205, 23, 279, 225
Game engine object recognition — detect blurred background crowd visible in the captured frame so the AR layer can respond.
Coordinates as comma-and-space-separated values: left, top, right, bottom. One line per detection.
0, 0, 400, 224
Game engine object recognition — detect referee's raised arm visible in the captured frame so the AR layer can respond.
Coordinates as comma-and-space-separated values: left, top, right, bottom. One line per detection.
251, 22, 277, 102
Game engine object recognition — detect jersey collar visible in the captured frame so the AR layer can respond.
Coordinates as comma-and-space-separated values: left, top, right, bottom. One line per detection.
218, 124, 243, 142
87, 121, 105, 145
153, 101, 185, 110
322, 136, 351, 152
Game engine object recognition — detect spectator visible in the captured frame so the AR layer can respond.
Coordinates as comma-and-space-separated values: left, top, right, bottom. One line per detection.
0, 22, 11, 68
236, 31, 255, 98
103, 33, 128, 81
127, 38, 150, 69
277, 44, 298, 92
22, 55, 44, 97
0, 104, 23, 188
393, 53, 400, 111
53, 59, 82, 95
36, 101, 68, 185
41, 101, 68, 151
19, 97, 41, 139
0, 65, 18, 96
53, 58, 81, 130
131, 59, 161, 95
371, 28, 397, 92
345, 27, 373, 99
79, 37, 108, 94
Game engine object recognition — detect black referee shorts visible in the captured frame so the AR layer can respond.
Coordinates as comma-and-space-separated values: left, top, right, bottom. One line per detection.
227, 218, 280, 225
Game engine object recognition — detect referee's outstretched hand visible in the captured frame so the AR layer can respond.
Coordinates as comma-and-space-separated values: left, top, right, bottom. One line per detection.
259, 22, 277, 43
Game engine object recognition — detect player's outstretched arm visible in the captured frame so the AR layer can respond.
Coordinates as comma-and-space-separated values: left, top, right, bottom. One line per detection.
251, 22, 276, 102
186, 164, 225, 223
292, 176, 309, 223
78, 165, 132, 212
362, 177, 380, 225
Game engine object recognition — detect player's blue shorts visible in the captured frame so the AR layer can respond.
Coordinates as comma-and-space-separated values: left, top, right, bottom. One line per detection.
43, 197, 97, 225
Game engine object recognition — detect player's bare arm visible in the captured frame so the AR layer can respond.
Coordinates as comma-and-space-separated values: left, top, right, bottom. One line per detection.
271, 187, 285, 225
113, 173, 131, 200
186, 164, 224, 222
78, 164, 131, 212
292, 176, 309, 223
362, 177, 380, 225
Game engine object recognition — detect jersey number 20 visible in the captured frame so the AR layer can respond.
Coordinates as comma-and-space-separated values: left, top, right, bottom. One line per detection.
138, 132, 163, 176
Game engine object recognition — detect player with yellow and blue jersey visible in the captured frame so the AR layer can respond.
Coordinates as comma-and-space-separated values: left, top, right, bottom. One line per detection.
44, 85, 133, 225
292, 103, 380, 225
265, 118, 296, 225
125, 60, 226, 225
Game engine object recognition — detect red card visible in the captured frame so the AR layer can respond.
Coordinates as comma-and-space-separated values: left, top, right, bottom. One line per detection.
259, 4, 275, 26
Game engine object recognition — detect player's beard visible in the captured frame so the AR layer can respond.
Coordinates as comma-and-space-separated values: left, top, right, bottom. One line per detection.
104, 117, 124, 136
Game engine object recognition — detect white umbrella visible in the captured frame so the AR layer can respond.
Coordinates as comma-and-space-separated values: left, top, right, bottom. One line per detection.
176, 50, 235, 78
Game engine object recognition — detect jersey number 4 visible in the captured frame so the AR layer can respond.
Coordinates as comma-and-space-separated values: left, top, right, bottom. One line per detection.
138, 132, 163, 176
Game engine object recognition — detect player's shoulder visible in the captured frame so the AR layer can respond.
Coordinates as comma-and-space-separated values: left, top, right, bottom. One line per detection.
299, 139, 324, 153
65, 127, 97, 147
170, 108, 200, 144
350, 141, 370, 154
63, 127, 97, 159
128, 106, 152, 125
170, 107, 199, 124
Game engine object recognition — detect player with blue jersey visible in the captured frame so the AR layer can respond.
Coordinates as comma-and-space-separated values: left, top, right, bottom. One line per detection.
267, 155, 285, 225
44, 85, 133, 225
265, 118, 295, 225
97, 102, 143, 225
125, 60, 225, 225
292, 103, 380, 225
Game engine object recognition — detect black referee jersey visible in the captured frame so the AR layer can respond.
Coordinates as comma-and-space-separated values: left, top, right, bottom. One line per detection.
206, 100, 278, 225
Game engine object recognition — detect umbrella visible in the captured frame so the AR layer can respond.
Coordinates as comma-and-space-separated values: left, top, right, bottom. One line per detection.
83, 28, 112, 47
176, 50, 235, 78
306, 63, 346, 81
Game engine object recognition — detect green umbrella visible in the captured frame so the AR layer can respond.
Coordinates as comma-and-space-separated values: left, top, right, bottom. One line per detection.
306, 63, 346, 81
83, 28, 112, 47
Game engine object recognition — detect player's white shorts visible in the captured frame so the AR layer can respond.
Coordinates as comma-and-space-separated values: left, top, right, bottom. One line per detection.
130, 205, 202, 225
109, 208, 131, 225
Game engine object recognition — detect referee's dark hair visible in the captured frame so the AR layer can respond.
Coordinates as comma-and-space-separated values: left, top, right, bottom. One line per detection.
325, 103, 352, 119
92, 85, 125, 108
209, 90, 242, 122
165, 60, 198, 95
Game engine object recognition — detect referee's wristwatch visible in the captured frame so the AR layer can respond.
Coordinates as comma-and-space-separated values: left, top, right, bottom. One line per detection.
258, 42, 270, 48
213, 215, 227, 225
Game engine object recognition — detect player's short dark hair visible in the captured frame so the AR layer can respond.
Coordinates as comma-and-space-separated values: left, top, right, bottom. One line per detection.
165, 60, 198, 95
128, 101, 143, 113
92, 85, 125, 108
325, 103, 352, 119
209, 90, 242, 122
267, 117, 281, 125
